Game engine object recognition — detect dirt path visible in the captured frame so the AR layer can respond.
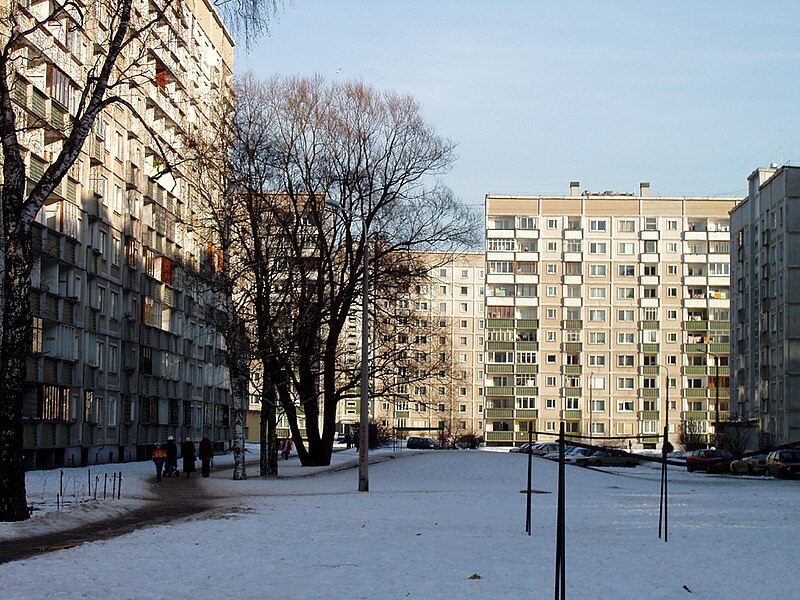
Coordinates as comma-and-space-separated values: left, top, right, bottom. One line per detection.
0, 475, 213, 566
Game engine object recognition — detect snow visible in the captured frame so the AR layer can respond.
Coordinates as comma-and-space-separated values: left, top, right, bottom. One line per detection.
1, 447, 798, 599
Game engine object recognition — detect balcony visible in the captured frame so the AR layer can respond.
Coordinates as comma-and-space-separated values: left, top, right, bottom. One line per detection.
681, 411, 708, 421
516, 341, 538, 351
684, 366, 708, 375
709, 321, 730, 331
516, 409, 538, 420
709, 343, 729, 354
516, 386, 538, 396
487, 319, 514, 328
486, 386, 514, 396
561, 409, 582, 420
641, 388, 660, 398
562, 365, 582, 375
516, 318, 539, 328
486, 431, 514, 442
640, 365, 660, 375
640, 343, 659, 353
485, 408, 513, 419
561, 387, 582, 397
684, 320, 709, 331
515, 364, 538, 374
487, 341, 514, 351
561, 342, 582, 353
562, 319, 582, 330
639, 410, 660, 421
683, 388, 707, 398
641, 320, 659, 330
683, 343, 707, 353
486, 364, 514, 374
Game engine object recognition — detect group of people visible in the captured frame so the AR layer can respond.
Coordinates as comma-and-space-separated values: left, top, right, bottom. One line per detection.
152, 435, 215, 482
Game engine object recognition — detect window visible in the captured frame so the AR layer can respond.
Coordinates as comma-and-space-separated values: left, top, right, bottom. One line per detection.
588, 309, 606, 322
644, 241, 658, 253
666, 355, 677, 366
589, 264, 606, 277
617, 332, 635, 344
546, 308, 557, 319
667, 219, 678, 231
546, 331, 557, 342
588, 354, 606, 367
439, 268, 447, 277
461, 269, 468, 278
588, 287, 606, 299
617, 355, 634, 367
667, 332, 678, 343
565, 397, 580, 409
546, 398, 557, 409
588, 332, 606, 344
617, 287, 635, 299
617, 375, 635, 389
589, 219, 607, 232
617, 219, 635, 233
618, 265, 635, 277
667, 287, 678, 298
589, 242, 607, 255
546, 263, 558, 274
547, 218, 559, 229
50, 65, 72, 108
518, 216, 537, 229
618, 242, 636, 255
546, 241, 558, 252
667, 264, 678, 275
460, 302, 468, 312
667, 242, 678, 253
546, 286, 558, 297
667, 309, 678, 320
617, 309, 635, 322
460, 286, 469, 295
546, 354, 557, 364
546, 376, 557, 387
645, 217, 658, 231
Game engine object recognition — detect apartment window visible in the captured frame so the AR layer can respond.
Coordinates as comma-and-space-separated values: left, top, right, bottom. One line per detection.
518, 216, 537, 229
617, 287, 635, 300
589, 219, 607, 232
667, 242, 678, 253
617, 355, 634, 367
588, 287, 606, 299
546, 286, 558, 297
546, 377, 557, 388
546, 331, 557, 342
460, 319, 468, 328
618, 219, 635, 233
565, 397, 580, 410
617, 332, 635, 344
643, 308, 658, 321
460, 302, 468, 312
546, 263, 558, 274
546, 398, 557, 409
589, 242, 607, 255
618, 309, 635, 322
439, 268, 447, 277
546, 308, 557, 319
667, 287, 678, 298
618, 242, 636, 255
666, 355, 677, 366
645, 217, 658, 231
588, 354, 606, 367
667, 219, 678, 231
709, 263, 730, 276
617, 377, 635, 390
618, 265, 635, 277
460, 286, 469, 295
666, 332, 678, 343
546, 241, 558, 252
589, 264, 606, 277
667, 309, 678, 320
667, 264, 678, 275
461, 269, 468, 278
588, 332, 606, 344
588, 309, 606, 322
547, 218, 559, 229
644, 241, 658, 253
643, 287, 657, 299
546, 354, 557, 364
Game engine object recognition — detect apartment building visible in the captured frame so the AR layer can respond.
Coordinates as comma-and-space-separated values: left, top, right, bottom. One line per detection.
485, 183, 738, 449
730, 165, 800, 446
336, 252, 486, 445
15, 0, 236, 468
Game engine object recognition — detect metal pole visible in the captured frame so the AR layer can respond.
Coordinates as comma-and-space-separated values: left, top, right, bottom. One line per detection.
526, 421, 533, 535
358, 230, 369, 492
588, 371, 594, 445
714, 355, 720, 448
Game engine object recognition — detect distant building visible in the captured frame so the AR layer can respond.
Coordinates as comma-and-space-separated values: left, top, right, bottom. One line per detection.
336, 252, 486, 445
485, 183, 739, 449
730, 165, 800, 446
18, 1, 235, 468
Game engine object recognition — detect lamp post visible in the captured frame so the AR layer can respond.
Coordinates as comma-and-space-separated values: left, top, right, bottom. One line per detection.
588, 371, 594, 444
327, 199, 370, 492
713, 354, 720, 449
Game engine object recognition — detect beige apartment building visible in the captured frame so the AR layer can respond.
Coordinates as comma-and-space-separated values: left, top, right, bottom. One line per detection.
485, 183, 738, 449
12, 0, 236, 467
336, 252, 486, 445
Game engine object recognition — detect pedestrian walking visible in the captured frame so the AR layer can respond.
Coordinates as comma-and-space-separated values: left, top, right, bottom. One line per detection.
152, 443, 166, 482
164, 435, 178, 477
344, 431, 352, 449
181, 437, 197, 478
281, 436, 293, 460
198, 436, 214, 478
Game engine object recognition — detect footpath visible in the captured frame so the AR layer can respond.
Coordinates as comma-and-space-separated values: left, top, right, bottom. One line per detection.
0, 448, 373, 565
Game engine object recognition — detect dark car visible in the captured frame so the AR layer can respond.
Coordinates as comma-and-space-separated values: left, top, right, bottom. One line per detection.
575, 449, 640, 468
406, 436, 437, 450
766, 450, 800, 479
685, 449, 732, 473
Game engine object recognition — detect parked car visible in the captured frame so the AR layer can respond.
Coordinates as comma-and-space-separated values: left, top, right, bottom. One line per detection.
406, 437, 437, 450
543, 446, 580, 461
685, 449, 732, 473
564, 447, 595, 464
509, 443, 533, 453
766, 450, 800, 479
729, 453, 769, 475
575, 449, 640, 468
530, 442, 560, 456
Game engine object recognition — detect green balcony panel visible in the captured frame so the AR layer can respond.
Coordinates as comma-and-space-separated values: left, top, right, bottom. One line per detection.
487, 319, 515, 328
641, 320, 659, 330
516, 341, 539, 351
562, 319, 583, 330
562, 388, 582, 397
487, 341, 514, 351
641, 365, 660, 375
486, 386, 514, 396
486, 431, 514, 442
515, 409, 538, 420
683, 411, 708, 421
563, 365, 582, 375
516, 319, 539, 328
684, 366, 708, 375
516, 386, 538, 396
709, 321, 730, 331
395, 410, 409, 418
641, 410, 660, 421
562, 409, 582, 420
516, 364, 539, 374
641, 343, 659, 353
642, 388, 660, 398
485, 408, 513, 419
486, 364, 514, 374
684, 320, 709, 331
563, 343, 582, 353
684, 388, 707, 398
709, 344, 729, 354
683, 343, 707, 353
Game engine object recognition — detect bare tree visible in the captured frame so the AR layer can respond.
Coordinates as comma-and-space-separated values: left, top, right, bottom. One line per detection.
0, 0, 277, 521
227, 74, 481, 467
679, 419, 708, 452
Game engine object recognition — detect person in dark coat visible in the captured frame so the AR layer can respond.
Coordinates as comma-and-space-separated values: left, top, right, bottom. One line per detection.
198, 436, 214, 478
164, 435, 178, 477
181, 437, 197, 478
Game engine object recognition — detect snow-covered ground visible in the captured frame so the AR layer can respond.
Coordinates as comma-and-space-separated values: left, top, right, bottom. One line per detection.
1, 447, 798, 599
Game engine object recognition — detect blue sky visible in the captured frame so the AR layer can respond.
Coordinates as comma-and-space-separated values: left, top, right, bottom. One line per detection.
237, 1, 800, 207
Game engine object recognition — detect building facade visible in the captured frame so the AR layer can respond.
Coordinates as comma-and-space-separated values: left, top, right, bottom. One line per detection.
13, 0, 235, 468
730, 165, 800, 446
336, 252, 486, 445
485, 183, 738, 449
